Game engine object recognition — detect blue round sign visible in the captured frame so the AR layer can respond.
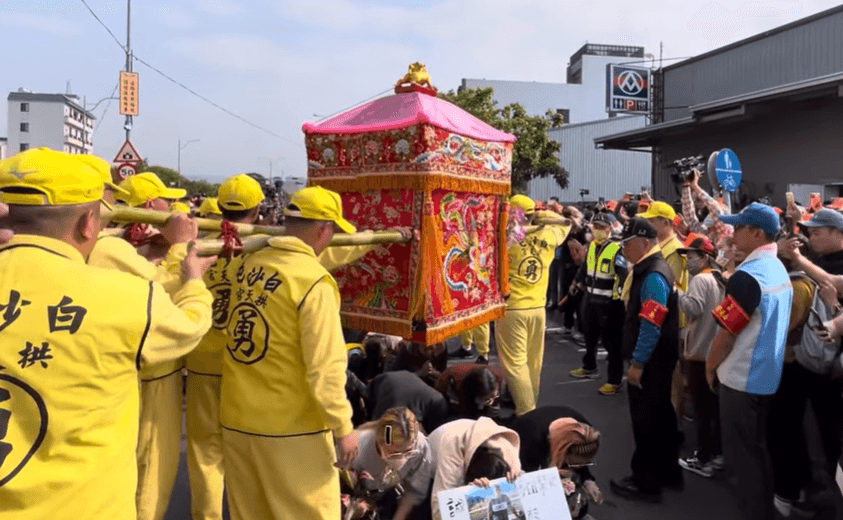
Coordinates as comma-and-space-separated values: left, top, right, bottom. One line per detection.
714, 148, 741, 192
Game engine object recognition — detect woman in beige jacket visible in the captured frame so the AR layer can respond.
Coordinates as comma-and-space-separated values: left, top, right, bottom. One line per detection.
427, 417, 522, 520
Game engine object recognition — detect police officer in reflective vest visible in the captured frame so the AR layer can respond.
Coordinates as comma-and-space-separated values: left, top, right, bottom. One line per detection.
570, 212, 628, 395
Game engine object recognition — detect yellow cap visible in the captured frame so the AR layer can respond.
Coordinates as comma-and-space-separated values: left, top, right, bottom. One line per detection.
510, 194, 536, 215
169, 201, 191, 214
0, 147, 112, 206
217, 174, 264, 210
198, 197, 222, 217
116, 172, 187, 207
637, 201, 676, 221
286, 185, 356, 234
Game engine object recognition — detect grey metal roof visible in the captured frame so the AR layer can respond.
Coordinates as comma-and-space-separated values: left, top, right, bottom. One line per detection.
664, 4, 843, 72
690, 70, 843, 114
596, 72, 843, 149
7, 92, 96, 119
594, 118, 695, 149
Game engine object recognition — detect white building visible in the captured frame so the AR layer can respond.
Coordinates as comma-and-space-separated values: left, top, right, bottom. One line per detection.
461, 44, 653, 203
6, 89, 95, 156
463, 44, 649, 123
0, 137, 7, 160
529, 117, 651, 203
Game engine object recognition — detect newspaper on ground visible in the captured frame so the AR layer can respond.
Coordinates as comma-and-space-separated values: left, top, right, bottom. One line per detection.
437, 468, 571, 520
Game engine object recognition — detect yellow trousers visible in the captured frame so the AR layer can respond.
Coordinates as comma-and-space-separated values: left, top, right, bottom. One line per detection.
136, 371, 183, 520
186, 373, 224, 520
223, 428, 341, 520
495, 307, 546, 415
459, 322, 490, 356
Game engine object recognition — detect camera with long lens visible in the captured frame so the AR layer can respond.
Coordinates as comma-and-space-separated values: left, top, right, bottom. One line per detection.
671, 155, 705, 183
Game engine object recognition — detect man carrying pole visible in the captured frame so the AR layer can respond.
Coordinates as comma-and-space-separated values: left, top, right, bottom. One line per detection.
185, 174, 264, 520
0, 148, 214, 519
220, 185, 360, 520
496, 195, 570, 416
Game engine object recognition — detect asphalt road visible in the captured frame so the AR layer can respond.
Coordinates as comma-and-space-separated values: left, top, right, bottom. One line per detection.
165, 310, 843, 520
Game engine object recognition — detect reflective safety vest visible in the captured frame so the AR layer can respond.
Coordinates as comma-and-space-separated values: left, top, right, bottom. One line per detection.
585, 240, 622, 300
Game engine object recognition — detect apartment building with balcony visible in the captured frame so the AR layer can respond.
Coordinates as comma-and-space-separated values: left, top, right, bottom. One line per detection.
6, 89, 95, 156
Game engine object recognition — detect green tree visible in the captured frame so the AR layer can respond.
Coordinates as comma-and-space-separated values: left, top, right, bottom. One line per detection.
438, 87, 569, 193
111, 161, 220, 197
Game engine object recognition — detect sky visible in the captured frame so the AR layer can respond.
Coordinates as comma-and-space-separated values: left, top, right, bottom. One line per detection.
0, 0, 840, 183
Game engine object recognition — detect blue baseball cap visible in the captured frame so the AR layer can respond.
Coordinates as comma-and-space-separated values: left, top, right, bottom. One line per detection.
799, 208, 843, 233
720, 203, 780, 236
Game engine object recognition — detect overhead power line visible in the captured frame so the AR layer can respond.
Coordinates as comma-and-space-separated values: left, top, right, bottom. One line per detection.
315, 88, 394, 122
79, 0, 126, 52
132, 55, 304, 148
95, 83, 120, 133
79, 1, 400, 148
78, 0, 304, 149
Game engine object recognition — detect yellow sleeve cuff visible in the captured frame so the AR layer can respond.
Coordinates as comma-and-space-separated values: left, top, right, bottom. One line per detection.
334, 421, 354, 439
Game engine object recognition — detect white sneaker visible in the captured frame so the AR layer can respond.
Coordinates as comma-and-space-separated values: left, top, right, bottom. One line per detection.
774, 494, 818, 519
710, 455, 725, 471
678, 456, 714, 478
774, 495, 793, 517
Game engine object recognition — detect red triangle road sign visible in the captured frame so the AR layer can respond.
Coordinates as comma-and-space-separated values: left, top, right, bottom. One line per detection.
113, 139, 142, 164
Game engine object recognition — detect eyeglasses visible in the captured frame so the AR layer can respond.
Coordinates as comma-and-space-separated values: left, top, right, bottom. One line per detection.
380, 439, 419, 461
383, 448, 418, 460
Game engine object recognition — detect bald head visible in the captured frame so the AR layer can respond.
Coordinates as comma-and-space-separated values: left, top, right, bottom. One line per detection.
283, 216, 334, 256
4, 201, 101, 256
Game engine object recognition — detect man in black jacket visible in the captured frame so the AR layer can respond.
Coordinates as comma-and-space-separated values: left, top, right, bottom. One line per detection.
609, 218, 682, 502
776, 208, 843, 515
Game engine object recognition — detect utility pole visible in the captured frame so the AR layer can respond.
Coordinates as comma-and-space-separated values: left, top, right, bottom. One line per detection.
178, 139, 200, 175
124, 0, 132, 141
83, 95, 87, 154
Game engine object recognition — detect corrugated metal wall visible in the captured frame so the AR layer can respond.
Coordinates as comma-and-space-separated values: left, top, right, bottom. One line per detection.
664, 8, 843, 121
527, 116, 652, 203
653, 98, 843, 208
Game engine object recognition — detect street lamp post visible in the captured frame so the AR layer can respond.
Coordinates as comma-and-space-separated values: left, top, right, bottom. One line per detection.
178, 139, 200, 175
258, 156, 285, 184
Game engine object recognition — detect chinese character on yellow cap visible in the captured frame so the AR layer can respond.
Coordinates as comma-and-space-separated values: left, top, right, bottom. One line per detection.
197, 197, 222, 217
117, 172, 187, 207
285, 185, 356, 234
510, 194, 536, 215
637, 201, 676, 221
217, 174, 264, 211
0, 147, 119, 206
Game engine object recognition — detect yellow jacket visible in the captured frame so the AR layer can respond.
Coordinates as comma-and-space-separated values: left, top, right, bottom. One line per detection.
659, 234, 688, 290
186, 232, 238, 376
0, 235, 212, 520
220, 236, 353, 438
505, 212, 570, 310
659, 234, 688, 328
187, 235, 376, 376
88, 234, 190, 380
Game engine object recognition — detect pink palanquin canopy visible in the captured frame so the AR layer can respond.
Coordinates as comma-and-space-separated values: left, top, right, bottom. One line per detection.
302, 92, 516, 143
303, 86, 514, 342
